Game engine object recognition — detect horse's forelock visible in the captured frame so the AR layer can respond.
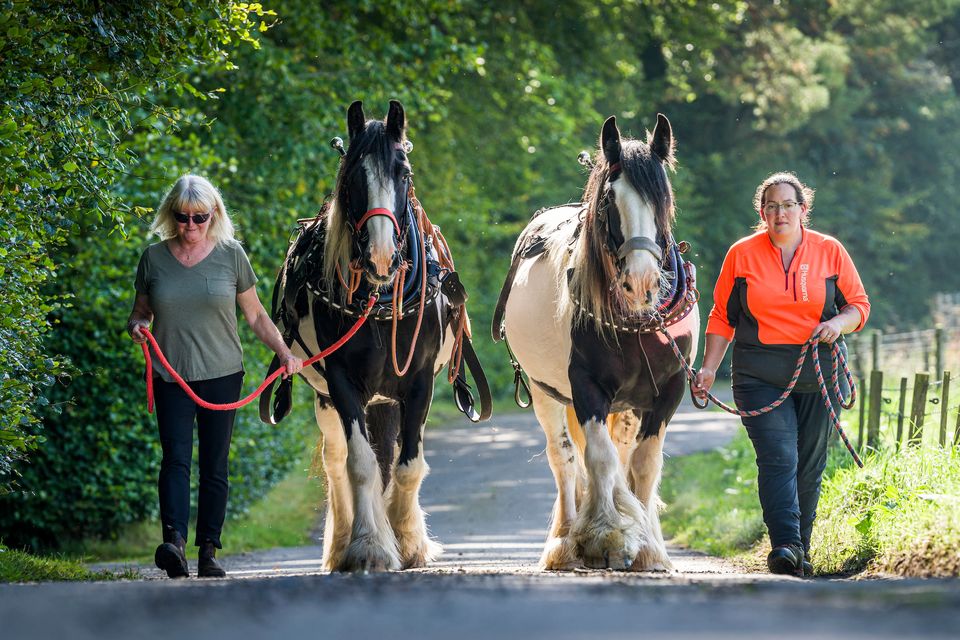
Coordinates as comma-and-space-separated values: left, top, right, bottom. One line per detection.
618, 140, 675, 239
340, 120, 398, 187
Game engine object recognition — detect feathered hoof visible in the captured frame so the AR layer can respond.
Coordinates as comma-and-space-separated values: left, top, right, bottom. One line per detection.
577, 525, 644, 571
630, 544, 674, 572
540, 536, 581, 571
399, 537, 443, 569
321, 542, 348, 573
337, 535, 401, 572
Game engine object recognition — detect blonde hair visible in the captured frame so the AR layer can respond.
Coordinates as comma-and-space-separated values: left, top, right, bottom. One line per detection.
150, 174, 236, 245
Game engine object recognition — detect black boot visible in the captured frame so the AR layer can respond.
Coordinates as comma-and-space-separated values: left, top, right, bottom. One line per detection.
154, 525, 189, 578
766, 543, 805, 577
197, 540, 226, 578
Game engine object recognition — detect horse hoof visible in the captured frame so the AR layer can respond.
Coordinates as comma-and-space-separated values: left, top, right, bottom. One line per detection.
579, 530, 639, 571
338, 535, 401, 572
630, 545, 673, 572
400, 539, 443, 569
540, 537, 581, 571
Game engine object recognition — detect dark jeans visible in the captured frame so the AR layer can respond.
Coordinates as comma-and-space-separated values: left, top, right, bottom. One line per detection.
153, 371, 243, 548
733, 376, 839, 552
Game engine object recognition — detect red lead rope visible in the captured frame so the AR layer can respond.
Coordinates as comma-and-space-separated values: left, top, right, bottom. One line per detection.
139, 295, 377, 413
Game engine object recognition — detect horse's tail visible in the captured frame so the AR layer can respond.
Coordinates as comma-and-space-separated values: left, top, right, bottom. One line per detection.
366, 402, 400, 489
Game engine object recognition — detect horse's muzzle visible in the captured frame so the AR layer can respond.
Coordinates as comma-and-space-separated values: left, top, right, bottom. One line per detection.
620, 265, 660, 313
363, 247, 402, 285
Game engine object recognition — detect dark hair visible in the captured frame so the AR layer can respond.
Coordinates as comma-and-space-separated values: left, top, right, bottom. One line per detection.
752, 171, 814, 230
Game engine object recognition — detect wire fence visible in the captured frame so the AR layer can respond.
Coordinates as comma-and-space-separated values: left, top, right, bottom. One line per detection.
845, 293, 960, 453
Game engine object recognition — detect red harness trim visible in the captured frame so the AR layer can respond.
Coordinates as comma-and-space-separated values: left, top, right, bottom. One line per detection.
355, 207, 399, 234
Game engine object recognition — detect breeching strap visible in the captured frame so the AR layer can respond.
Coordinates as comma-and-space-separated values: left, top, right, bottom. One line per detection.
139, 295, 377, 414
659, 329, 864, 468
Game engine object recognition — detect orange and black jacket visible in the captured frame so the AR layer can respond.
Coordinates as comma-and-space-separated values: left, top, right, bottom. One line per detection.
706, 228, 870, 390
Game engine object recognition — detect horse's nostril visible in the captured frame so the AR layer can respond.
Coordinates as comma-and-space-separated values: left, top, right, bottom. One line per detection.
623, 282, 633, 293
645, 290, 653, 304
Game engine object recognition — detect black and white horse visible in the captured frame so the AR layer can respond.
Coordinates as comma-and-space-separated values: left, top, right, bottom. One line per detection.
494, 114, 700, 571
271, 101, 459, 572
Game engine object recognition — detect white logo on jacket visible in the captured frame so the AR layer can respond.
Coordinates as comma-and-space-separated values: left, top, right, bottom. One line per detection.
799, 263, 810, 302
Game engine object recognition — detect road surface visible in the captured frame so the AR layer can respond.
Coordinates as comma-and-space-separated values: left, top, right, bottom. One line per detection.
3, 402, 959, 639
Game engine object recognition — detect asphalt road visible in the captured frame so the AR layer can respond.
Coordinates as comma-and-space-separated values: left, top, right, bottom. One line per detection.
3, 400, 959, 639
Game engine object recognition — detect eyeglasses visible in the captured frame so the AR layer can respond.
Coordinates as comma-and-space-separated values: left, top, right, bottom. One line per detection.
174, 211, 212, 224
762, 201, 800, 214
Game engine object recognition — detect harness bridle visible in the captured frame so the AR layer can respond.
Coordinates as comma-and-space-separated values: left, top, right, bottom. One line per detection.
596, 162, 667, 272
348, 163, 413, 264
354, 206, 401, 235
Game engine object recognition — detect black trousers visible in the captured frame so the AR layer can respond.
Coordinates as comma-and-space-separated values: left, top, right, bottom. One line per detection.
733, 376, 840, 553
153, 371, 243, 548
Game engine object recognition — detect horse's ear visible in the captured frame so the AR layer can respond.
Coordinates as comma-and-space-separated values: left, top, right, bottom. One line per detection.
386, 100, 405, 141
650, 113, 675, 166
601, 116, 621, 166
347, 100, 365, 140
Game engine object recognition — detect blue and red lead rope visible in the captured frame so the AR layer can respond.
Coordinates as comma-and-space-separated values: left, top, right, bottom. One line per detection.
660, 330, 864, 468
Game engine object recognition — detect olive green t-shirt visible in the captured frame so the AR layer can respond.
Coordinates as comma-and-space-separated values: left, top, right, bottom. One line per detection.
135, 239, 258, 383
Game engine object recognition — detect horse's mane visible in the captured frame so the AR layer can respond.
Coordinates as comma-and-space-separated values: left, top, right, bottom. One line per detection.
560, 135, 676, 329
323, 120, 398, 292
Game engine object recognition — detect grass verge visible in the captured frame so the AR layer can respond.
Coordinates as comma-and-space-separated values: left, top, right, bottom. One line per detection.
660, 430, 766, 557
661, 428, 960, 577
813, 445, 960, 577
0, 543, 139, 582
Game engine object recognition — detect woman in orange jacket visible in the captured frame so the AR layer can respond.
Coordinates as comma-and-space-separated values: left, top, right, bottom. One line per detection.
693, 171, 870, 576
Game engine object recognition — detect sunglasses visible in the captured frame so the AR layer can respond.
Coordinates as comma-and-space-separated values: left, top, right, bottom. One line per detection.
174, 211, 212, 224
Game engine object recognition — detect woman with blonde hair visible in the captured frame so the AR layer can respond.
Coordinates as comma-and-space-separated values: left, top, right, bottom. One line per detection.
127, 174, 302, 578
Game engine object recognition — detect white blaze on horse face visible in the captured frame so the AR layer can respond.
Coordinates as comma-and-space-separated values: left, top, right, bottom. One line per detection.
612, 178, 661, 312
362, 155, 399, 279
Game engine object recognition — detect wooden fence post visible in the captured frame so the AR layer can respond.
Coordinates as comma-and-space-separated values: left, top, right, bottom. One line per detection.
935, 325, 944, 379
909, 372, 930, 446
955, 400, 960, 447
871, 330, 881, 375
867, 370, 883, 449
896, 377, 908, 450
939, 371, 951, 447
858, 375, 866, 449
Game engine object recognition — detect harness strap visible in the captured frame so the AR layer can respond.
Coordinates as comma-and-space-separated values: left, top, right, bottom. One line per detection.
454, 336, 493, 422
355, 207, 399, 233
491, 227, 554, 342
617, 236, 662, 261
